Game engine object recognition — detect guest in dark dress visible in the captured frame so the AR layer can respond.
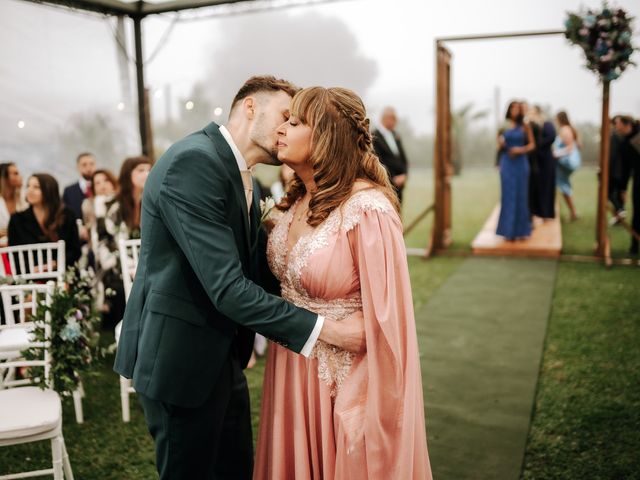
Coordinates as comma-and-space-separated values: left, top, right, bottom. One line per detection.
8, 173, 81, 271
530, 106, 557, 219
496, 101, 536, 240
522, 101, 542, 218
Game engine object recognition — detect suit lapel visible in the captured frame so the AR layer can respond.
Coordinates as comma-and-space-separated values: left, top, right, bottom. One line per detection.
375, 129, 394, 157
203, 123, 252, 251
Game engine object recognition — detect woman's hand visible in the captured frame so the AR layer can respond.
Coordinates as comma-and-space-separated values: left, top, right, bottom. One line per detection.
507, 146, 521, 158
318, 311, 366, 354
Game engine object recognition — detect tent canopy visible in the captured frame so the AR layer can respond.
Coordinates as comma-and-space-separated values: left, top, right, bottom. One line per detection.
23, 0, 252, 17
23, 0, 262, 158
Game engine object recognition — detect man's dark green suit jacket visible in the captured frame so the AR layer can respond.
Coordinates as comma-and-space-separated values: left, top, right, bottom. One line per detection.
114, 122, 317, 408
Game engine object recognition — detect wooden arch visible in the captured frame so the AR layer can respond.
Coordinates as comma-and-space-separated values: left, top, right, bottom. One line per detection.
427, 30, 613, 264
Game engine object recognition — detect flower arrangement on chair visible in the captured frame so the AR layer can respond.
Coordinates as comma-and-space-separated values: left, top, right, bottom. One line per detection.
20, 262, 104, 395
564, 2, 635, 81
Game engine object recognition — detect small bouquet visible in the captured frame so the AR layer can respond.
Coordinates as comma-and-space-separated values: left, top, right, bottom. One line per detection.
260, 196, 276, 223
564, 2, 635, 81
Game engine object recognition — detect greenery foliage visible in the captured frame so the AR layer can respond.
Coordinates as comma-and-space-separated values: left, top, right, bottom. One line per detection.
21, 264, 103, 394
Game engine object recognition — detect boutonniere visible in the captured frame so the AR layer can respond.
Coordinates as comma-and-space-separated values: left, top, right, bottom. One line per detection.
260, 196, 276, 223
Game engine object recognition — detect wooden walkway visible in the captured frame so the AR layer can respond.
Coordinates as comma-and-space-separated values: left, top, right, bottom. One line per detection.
471, 204, 562, 258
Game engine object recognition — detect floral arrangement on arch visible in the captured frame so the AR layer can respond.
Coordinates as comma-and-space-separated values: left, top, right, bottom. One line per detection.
564, 2, 635, 81
20, 262, 104, 395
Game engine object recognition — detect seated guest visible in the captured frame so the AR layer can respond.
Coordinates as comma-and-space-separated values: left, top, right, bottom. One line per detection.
82, 169, 118, 234
96, 156, 151, 327
0, 162, 26, 247
8, 173, 81, 271
62, 152, 96, 221
81, 169, 118, 312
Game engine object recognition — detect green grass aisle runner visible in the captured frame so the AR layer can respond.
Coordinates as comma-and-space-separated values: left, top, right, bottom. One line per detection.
416, 257, 557, 480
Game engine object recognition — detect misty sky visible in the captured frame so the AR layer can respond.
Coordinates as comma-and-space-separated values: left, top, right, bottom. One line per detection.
1, 0, 639, 175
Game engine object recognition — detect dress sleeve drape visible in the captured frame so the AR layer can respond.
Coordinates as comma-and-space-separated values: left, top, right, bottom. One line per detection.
333, 206, 432, 480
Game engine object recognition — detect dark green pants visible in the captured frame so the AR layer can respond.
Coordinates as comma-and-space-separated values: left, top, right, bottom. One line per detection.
138, 350, 253, 479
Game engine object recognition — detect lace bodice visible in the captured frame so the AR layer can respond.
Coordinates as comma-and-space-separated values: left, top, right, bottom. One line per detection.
267, 189, 394, 395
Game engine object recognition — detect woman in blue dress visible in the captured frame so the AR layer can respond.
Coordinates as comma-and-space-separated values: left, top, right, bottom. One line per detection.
496, 101, 536, 240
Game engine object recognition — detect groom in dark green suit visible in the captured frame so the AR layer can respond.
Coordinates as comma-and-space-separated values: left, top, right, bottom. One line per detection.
114, 76, 364, 479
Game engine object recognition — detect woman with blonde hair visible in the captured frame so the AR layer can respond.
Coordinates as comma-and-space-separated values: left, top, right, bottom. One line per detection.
254, 87, 432, 479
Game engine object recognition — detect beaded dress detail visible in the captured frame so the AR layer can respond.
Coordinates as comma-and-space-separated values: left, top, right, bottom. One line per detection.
267, 189, 392, 395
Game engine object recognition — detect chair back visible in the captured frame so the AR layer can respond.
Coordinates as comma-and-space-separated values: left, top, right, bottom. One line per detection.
0, 282, 54, 389
0, 241, 66, 285
118, 238, 141, 302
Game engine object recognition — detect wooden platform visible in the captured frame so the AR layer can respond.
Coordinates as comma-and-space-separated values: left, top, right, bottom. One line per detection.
471, 205, 562, 258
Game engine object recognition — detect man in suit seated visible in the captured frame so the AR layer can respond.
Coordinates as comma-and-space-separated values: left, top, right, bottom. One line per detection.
373, 106, 409, 203
62, 152, 96, 221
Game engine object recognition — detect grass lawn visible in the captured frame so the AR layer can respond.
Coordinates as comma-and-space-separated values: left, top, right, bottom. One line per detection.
521, 262, 640, 479
402, 166, 635, 258
1, 166, 637, 478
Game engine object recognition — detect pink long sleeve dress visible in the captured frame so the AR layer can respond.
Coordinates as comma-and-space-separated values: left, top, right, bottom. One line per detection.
254, 188, 432, 480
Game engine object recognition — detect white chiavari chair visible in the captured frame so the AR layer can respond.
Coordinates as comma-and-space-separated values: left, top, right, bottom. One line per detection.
0, 241, 65, 285
116, 238, 141, 422
0, 241, 85, 424
0, 282, 74, 480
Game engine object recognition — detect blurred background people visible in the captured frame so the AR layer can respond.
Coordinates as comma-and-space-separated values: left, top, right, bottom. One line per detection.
611, 115, 640, 255
522, 101, 542, 220
81, 168, 118, 314
96, 156, 151, 328
496, 101, 535, 240
529, 106, 557, 220
81, 169, 118, 235
8, 173, 81, 269
373, 106, 409, 203
270, 164, 296, 202
553, 110, 581, 222
63, 152, 97, 221
0, 162, 26, 246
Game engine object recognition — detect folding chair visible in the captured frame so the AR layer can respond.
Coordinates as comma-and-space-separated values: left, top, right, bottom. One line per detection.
0, 241, 66, 285
116, 238, 141, 422
0, 241, 84, 424
0, 282, 74, 480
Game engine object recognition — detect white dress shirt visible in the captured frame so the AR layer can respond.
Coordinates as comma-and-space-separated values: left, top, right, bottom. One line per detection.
218, 125, 324, 357
78, 177, 91, 196
377, 124, 400, 157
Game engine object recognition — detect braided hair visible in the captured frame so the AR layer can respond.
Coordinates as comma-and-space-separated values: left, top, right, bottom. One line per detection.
278, 87, 399, 226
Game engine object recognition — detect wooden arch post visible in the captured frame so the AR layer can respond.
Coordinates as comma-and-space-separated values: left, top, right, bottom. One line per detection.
595, 80, 611, 264
430, 42, 453, 254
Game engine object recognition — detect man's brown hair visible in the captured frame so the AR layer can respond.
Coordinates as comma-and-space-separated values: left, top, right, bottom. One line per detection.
230, 75, 299, 111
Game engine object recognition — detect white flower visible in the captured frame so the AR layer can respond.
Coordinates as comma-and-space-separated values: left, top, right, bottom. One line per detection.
260, 196, 276, 222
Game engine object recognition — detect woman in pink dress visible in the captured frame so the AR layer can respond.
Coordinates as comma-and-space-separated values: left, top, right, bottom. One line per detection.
254, 87, 432, 479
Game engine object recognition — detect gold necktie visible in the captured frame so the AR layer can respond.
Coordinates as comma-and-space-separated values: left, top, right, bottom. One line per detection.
240, 170, 253, 214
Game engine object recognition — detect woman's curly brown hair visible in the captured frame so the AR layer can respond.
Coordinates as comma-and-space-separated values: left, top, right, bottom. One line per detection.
278, 87, 399, 226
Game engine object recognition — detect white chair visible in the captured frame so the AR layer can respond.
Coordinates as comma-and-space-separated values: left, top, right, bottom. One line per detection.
118, 238, 141, 302
0, 241, 85, 424
116, 238, 141, 422
0, 282, 74, 480
0, 241, 66, 285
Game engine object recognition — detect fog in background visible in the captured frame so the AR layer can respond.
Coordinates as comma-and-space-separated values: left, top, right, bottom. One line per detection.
1, 0, 639, 184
